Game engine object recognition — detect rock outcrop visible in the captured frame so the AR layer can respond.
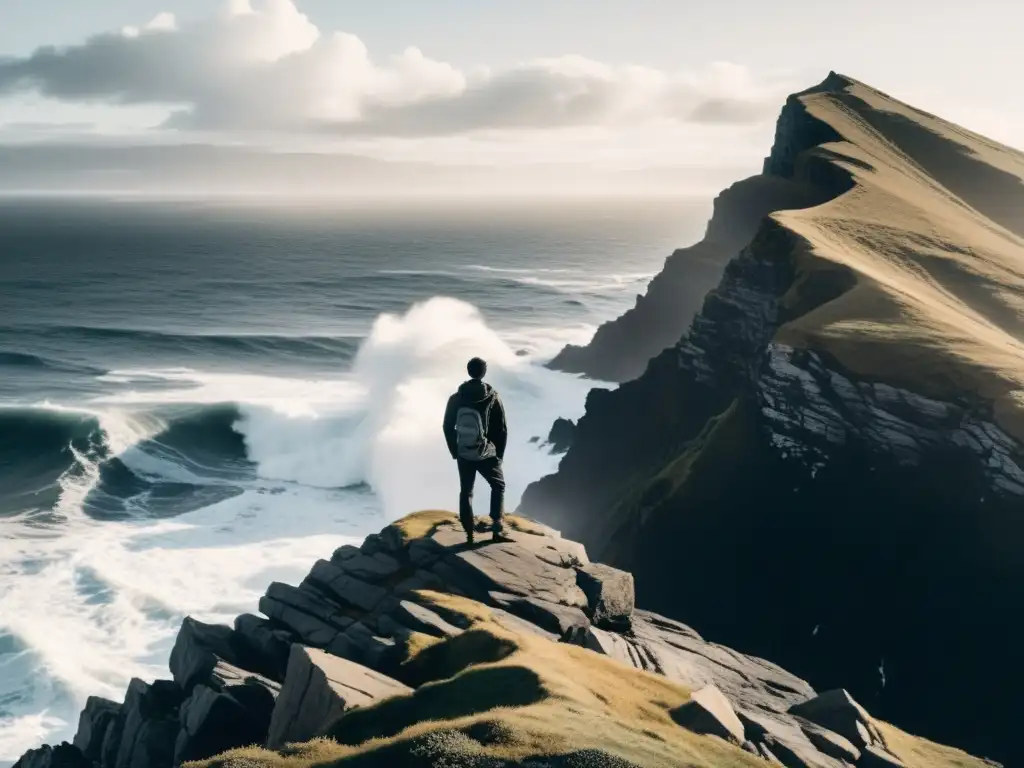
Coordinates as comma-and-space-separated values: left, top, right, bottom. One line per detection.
265, 646, 411, 748
545, 417, 577, 454
520, 72, 1024, 766
15, 511, 981, 768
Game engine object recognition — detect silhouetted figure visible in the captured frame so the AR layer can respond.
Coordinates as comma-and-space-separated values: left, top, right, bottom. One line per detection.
443, 357, 508, 544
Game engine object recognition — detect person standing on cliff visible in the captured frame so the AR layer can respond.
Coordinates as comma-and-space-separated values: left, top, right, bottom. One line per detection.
443, 357, 508, 544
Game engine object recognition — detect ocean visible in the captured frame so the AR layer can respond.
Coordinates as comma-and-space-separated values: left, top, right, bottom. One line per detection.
0, 194, 709, 762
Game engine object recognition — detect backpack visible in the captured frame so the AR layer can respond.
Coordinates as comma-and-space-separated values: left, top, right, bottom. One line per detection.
454, 405, 488, 460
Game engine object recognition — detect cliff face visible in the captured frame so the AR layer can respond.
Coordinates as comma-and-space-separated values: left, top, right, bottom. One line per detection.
520, 73, 1024, 766
547, 174, 833, 383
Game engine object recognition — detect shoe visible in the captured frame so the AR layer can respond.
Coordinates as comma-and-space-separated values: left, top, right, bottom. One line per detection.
465, 529, 475, 546
491, 521, 511, 542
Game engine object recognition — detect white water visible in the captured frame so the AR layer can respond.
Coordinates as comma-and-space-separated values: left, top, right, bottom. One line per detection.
0, 297, 601, 762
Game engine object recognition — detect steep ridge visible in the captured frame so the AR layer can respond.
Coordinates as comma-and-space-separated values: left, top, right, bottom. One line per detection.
13, 512, 997, 768
520, 72, 1024, 766
548, 175, 833, 382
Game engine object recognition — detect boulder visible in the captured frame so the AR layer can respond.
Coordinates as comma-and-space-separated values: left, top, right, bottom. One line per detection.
359, 533, 386, 556
72, 696, 121, 763
670, 685, 745, 745
326, 621, 401, 670
575, 563, 634, 630
546, 417, 577, 454
99, 703, 126, 768
788, 689, 885, 750
173, 667, 278, 764
488, 591, 590, 636
169, 616, 238, 693
13, 743, 92, 768
266, 645, 411, 748
441, 542, 589, 608
408, 537, 446, 567
335, 552, 402, 582
305, 560, 389, 612
113, 679, 184, 768
739, 709, 849, 768
258, 581, 354, 647
330, 544, 361, 563
233, 613, 295, 681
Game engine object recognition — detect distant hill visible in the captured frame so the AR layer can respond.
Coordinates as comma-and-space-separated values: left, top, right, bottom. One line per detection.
0, 143, 738, 198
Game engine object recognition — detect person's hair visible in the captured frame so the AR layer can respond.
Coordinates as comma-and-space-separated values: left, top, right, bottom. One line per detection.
467, 357, 487, 380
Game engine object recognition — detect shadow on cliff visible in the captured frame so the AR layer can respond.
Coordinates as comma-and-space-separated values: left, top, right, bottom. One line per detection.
624, 398, 1021, 764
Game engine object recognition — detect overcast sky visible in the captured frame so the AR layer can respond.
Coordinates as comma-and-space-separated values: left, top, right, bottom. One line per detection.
1, 0, 1021, 177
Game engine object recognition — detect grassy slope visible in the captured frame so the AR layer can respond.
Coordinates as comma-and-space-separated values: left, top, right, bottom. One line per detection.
773, 77, 1024, 437
186, 591, 763, 768
185, 581, 996, 768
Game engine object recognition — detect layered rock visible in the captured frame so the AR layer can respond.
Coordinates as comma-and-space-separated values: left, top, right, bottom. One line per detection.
548, 171, 833, 383
14, 510, 971, 768
520, 72, 1024, 766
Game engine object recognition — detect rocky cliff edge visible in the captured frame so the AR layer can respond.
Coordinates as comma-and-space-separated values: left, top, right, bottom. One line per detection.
12, 511, 996, 768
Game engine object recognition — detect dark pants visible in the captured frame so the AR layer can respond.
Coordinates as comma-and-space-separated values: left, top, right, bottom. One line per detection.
457, 456, 505, 531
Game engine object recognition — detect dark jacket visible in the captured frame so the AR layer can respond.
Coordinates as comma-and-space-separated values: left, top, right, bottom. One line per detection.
443, 379, 508, 460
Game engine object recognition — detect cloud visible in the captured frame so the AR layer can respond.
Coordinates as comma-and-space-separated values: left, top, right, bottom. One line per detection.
0, 0, 786, 138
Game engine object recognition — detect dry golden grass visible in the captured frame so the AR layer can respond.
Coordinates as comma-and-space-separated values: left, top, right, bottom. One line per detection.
879, 722, 999, 768
384, 510, 457, 546
187, 593, 765, 768
770, 75, 1024, 437
385, 510, 552, 546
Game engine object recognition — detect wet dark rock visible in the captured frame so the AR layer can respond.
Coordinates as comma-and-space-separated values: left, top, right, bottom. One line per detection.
113, 679, 184, 768
173, 668, 278, 765
232, 613, 295, 682
169, 616, 238, 693
72, 697, 121, 764
359, 533, 385, 556
13, 743, 92, 768
330, 544, 361, 563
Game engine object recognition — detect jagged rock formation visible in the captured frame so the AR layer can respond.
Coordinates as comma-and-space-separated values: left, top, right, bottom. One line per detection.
544, 417, 577, 455
13, 511, 991, 768
520, 72, 1024, 766
548, 174, 833, 383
